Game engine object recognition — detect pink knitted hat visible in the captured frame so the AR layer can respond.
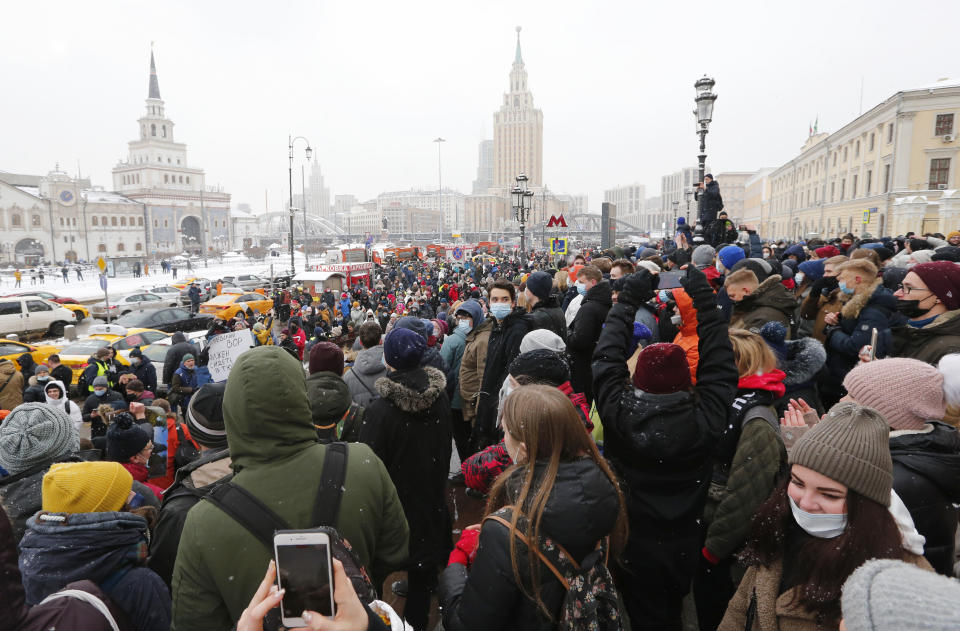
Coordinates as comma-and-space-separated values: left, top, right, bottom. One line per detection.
843, 358, 945, 430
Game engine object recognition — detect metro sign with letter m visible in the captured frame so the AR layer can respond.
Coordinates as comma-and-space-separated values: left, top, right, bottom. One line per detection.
547, 215, 567, 228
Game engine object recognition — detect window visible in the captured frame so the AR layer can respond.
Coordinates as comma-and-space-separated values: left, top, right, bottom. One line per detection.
888, 123, 894, 143
72, 218, 76, 226
855, 140, 860, 157
117, 242, 125, 252
852, 174, 858, 198
840, 179, 846, 200
843, 147, 848, 162
162, 125, 167, 138
830, 181, 835, 202
164, 219, 169, 227
92, 216, 99, 226
186, 176, 190, 184
11, 214, 22, 227
26, 300, 52, 313
935, 114, 954, 136
869, 133, 875, 151
135, 243, 143, 251
151, 124, 156, 136
101, 216, 108, 226
929, 158, 951, 189
833, 152, 837, 166
120, 217, 127, 227
866, 170, 872, 195
137, 217, 143, 226
178, 176, 183, 184
59, 217, 64, 226
164, 174, 169, 183
884, 164, 892, 192
32, 215, 41, 226
110, 216, 117, 226
153, 220, 158, 227
98, 244, 107, 252
0, 302, 21, 316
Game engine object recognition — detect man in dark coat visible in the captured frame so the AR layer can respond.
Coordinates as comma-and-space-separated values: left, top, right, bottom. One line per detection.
128, 348, 157, 395
472, 280, 530, 450
592, 265, 737, 629
566, 265, 611, 405
523, 271, 567, 340
695, 173, 724, 232
162, 332, 194, 387
360, 328, 452, 631
725, 269, 797, 335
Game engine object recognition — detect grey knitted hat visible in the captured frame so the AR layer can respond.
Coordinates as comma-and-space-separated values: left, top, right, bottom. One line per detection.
0, 403, 79, 475
92, 375, 109, 388
691, 244, 716, 268
789, 401, 892, 506
841, 559, 960, 630
519, 328, 566, 354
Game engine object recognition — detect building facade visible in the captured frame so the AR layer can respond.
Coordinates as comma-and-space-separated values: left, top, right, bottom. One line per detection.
604, 184, 645, 229
742, 168, 775, 229
763, 78, 960, 239
472, 140, 494, 194
493, 28, 544, 189
712, 171, 755, 223
112, 51, 230, 257
307, 159, 331, 217
661, 166, 706, 230
376, 188, 465, 233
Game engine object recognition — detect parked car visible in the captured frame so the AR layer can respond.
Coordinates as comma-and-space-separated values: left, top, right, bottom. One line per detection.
198, 292, 273, 320
177, 279, 216, 303
0, 296, 76, 338
56, 325, 170, 383
143, 285, 190, 305
90, 292, 179, 319
2, 292, 87, 323
220, 274, 266, 291
141, 331, 208, 395
0, 339, 60, 371
112, 307, 214, 333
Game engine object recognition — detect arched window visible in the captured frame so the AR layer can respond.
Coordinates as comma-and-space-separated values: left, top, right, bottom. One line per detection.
186, 176, 190, 184
32, 215, 41, 226
153, 219, 158, 227
179, 176, 183, 183
137, 217, 143, 226
151, 124, 156, 136
135, 243, 143, 251
98, 243, 107, 252
111, 216, 117, 226
164, 220, 168, 227
92, 216, 99, 226
101, 216, 108, 226
11, 214, 21, 227
72, 218, 76, 226
117, 242, 125, 252
164, 174, 169, 183
59, 217, 64, 226
120, 217, 127, 227
162, 125, 166, 138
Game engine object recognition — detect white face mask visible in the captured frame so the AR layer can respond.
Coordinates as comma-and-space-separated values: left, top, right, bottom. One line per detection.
789, 496, 847, 538
671, 314, 682, 327
715, 261, 724, 274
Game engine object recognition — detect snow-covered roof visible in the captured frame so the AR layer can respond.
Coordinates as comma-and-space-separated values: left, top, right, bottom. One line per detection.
905, 77, 960, 92
82, 190, 139, 204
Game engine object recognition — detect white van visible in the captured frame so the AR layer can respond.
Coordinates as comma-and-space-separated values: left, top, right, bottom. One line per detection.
0, 295, 76, 338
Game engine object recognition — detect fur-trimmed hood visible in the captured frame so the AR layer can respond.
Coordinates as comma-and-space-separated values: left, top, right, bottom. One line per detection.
782, 338, 826, 386
840, 278, 890, 320
375, 365, 447, 413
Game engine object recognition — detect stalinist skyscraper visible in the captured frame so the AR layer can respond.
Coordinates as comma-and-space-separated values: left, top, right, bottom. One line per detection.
493, 27, 543, 189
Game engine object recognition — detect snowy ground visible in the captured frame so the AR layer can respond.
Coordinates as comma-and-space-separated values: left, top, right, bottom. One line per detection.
0, 253, 306, 303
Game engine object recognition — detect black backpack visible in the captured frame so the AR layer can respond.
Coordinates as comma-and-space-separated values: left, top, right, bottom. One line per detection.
203, 443, 378, 605
173, 423, 200, 470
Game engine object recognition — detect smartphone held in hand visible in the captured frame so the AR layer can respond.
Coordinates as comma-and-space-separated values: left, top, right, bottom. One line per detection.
273, 530, 335, 627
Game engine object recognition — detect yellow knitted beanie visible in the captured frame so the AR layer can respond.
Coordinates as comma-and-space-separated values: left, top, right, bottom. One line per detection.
42, 462, 133, 514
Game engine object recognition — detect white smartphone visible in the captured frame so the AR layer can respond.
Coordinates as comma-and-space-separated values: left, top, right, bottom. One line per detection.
273, 530, 334, 627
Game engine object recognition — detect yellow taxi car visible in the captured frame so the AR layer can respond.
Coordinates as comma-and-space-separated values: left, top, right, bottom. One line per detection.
199, 292, 273, 320
63, 303, 90, 323
56, 325, 171, 383
0, 339, 61, 371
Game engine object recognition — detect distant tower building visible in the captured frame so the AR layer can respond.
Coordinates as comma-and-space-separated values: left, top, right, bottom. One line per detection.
113, 49, 230, 255
493, 27, 543, 189
307, 159, 331, 217
472, 140, 494, 194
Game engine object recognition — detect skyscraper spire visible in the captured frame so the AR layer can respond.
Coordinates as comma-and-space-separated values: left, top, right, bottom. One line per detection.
148, 46, 161, 100
514, 26, 523, 64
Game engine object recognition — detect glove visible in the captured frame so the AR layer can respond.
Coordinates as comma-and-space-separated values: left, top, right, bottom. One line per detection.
447, 528, 481, 567
679, 264, 714, 305
633, 322, 652, 341
810, 275, 838, 297
618, 270, 659, 308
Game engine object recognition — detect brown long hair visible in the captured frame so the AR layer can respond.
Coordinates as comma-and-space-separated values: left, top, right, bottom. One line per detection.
484, 385, 628, 620
739, 475, 904, 624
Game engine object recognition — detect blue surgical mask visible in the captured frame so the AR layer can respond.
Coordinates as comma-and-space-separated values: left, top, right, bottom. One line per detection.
575, 281, 587, 296
839, 281, 855, 295
789, 496, 847, 538
490, 303, 512, 320
457, 320, 471, 332
93, 389, 107, 397
37, 375, 50, 382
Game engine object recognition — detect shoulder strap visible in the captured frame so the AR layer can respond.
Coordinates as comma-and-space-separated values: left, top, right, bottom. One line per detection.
39, 589, 120, 631
743, 404, 781, 437
205, 482, 290, 549
0, 372, 14, 397
484, 513, 572, 589
312, 442, 348, 527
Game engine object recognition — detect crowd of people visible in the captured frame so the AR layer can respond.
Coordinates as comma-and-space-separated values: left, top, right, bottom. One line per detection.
2, 225, 960, 631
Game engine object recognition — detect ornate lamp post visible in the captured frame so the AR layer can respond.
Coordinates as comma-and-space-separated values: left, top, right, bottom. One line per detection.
694, 75, 718, 230
288, 135, 313, 275
511, 173, 534, 256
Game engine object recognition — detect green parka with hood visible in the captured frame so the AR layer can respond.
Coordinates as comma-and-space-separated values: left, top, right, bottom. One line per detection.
170, 346, 409, 631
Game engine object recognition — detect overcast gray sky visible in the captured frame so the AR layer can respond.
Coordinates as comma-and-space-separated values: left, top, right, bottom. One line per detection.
3, 0, 956, 214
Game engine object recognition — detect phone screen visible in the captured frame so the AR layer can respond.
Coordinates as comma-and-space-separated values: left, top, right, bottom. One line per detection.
276, 543, 332, 617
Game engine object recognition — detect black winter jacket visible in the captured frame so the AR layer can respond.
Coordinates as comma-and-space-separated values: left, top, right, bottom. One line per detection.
162, 334, 195, 386
566, 282, 612, 402
890, 422, 960, 576
474, 310, 531, 448
439, 458, 619, 631
526, 295, 567, 341
696, 180, 724, 225
592, 270, 737, 536
361, 366, 453, 568
825, 280, 896, 381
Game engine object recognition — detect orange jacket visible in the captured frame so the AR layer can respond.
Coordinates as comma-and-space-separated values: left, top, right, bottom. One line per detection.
671, 288, 700, 384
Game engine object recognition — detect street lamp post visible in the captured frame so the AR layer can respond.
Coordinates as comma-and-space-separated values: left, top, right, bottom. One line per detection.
288, 135, 313, 275
434, 137, 445, 242
511, 173, 534, 256
684, 188, 694, 225
694, 75, 718, 230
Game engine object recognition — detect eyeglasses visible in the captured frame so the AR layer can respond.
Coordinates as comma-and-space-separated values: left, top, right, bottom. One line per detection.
896, 284, 931, 296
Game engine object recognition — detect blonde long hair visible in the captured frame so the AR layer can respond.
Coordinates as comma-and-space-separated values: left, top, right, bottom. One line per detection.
485, 385, 628, 620
728, 328, 777, 378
